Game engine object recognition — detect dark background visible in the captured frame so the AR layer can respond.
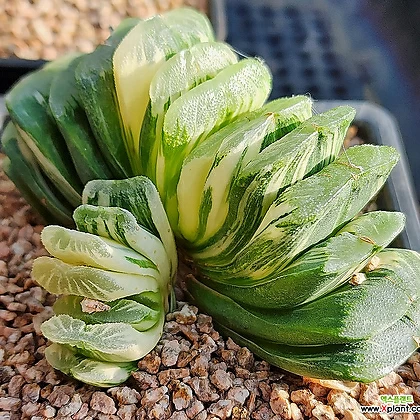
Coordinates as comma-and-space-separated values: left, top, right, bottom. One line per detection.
225, 0, 420, 200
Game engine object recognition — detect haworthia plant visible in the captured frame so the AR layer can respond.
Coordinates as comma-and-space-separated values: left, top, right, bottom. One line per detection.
3, 7, 420, 386
31, 177, 174, 385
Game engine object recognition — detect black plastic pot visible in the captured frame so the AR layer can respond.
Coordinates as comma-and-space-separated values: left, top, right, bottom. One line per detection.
316, 100, 420, 252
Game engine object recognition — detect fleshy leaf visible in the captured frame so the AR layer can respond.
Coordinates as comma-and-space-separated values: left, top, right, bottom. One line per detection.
54, 295, 160, 331
141, 41, 238, 183
113, 8, 214, 174
81, 176, 177, 280
5, 55, 82, 206
32, 257, 159, 301
41, 225, 158, 277
41, 314, 164, 362
198, 144, 399, 281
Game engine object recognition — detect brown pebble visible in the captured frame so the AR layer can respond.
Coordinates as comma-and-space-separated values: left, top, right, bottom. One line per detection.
40, 404, 56, 418
220, 349, 237, 368
73, 402, 89, 420
173, 304, 197, 325
227, 386, 250, 405
90, 391, 117, 415
21, 383, 40, 403
141, 386, 168, 408
117, 404, 137, 420
290, 402, 304, 420
185, 377, 219, 402
108, 386, 140, 405
47, 385, 75, 408
359, 382, 380, 406
270, 384, 291, 419
210, 369, 233, 391
0, 310, 17, 322
185, 399, 205, 418
132, 370, 160, 390
138, 352, 161, 374
6, 302, 27, 312
237, 347, 254, 370
168, 410, 189, 420
148, 395, 171, 419
179, 324, 200, 342
291, 389, 318, 417
161, 340, 182, 367
208, 399, 234, 419
312, 404, 335, 420
342, 410, 367, 420
21, 401, 40, 417
196, 313, 212, 333
171, 381, 193, 410
177, 349, 199, 368
157, 368, 190, 386
0, 242, 10, 259
190, 352, 210, 377
327, 389, 360, 415
0, 397, 21, 412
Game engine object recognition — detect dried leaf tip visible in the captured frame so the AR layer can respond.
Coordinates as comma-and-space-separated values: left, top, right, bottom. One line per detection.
364, 255, 380, 272
412, 336, 420, 347
349, 272, 366, 286
81, 298, 111, 314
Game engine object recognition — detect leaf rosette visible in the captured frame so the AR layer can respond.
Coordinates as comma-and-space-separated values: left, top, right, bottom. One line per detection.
3, 7, 420, 386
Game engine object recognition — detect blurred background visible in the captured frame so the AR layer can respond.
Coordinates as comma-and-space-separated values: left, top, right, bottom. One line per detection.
0, 0, 419, 197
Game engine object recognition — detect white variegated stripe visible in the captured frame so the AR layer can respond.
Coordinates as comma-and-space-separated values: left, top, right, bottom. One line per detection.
177, 96, 314, 244
81, 177, 177, 282
45, 343, 135, 388
113, 8, 214, 173
32, 257, 160, 301
41, 313, 164, 362
143, 42, 238, 185
190, 107, 358, 265
200, 145, 399, 283
42, 226, 158, 277
160, 58, 272, 223
16, 126, 82, 207
73, 205, 171, 286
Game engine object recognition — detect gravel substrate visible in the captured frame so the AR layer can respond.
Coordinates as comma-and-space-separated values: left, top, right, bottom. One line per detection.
0, 0, 207, 60
0, 154, 420, 420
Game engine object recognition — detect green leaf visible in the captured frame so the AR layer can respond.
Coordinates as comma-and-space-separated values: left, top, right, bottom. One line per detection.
214, 306, 420, 383
32, 257, 159, 301
199, 144, 399, 281
1, 122, 73, 226
200, 211, 405, 307
160, 58, 272, 220
54, 295, 160, 331
5, 55, 83, 206
73, 205, 171, 286
49, 54, 113, 183
189, 106, 356, 263
75, 19, 139, 178
45, 343, 137, 387
177, 96, 313, 242
113, 8, 214, 174
180, 103, 351, 247
82, 176, 177, 280
187, 259, 416, 345
141, 41, 238, 183
41, 225, 158, 277
41, 313, 164, 362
